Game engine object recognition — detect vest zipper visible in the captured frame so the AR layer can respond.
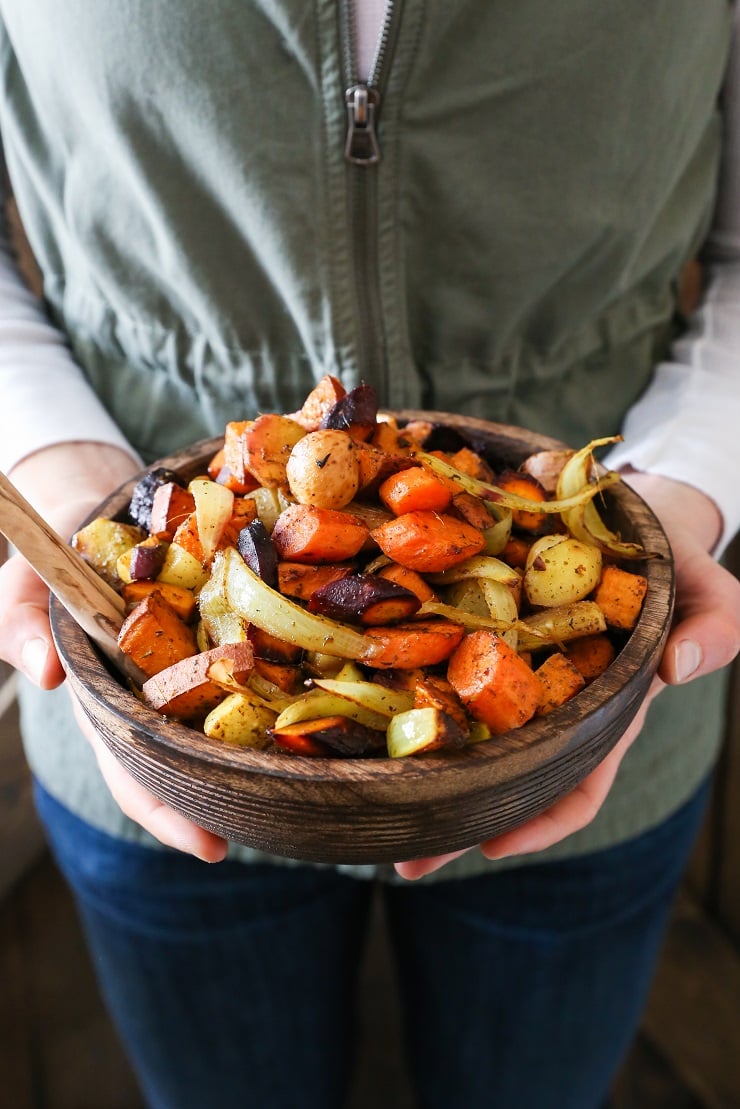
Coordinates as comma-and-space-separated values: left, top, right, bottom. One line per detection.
341, 0, 402, 390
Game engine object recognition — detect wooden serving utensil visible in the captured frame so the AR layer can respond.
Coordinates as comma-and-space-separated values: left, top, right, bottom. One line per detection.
0, 470, 134, 677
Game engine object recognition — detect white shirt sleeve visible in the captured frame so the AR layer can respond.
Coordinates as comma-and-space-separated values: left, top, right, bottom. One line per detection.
605, 6, 740, 555
0, 203, 140, 475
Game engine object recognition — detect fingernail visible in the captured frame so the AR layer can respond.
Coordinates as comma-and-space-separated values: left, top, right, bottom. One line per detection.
22, 638, 50, 684
675, 639, 702, 683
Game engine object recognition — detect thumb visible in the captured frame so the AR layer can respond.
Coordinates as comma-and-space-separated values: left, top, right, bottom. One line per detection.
0, 555, 66, 688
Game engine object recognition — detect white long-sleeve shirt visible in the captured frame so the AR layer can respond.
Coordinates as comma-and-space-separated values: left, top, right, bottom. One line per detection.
1, 2, 739, 550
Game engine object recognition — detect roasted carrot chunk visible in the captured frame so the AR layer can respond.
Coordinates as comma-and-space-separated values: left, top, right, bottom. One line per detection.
593, 565, 648, 630
446, 630, 541, 734
117, 591, 198, 678
376, 562, 437, 603
534, 652, 586, 715
363, 619, 465, 669
371, 510, 486, 573
378, 466, 453, 515
495, 470, 549, 533
500, 535, 534, 570
271, 504, 369, 563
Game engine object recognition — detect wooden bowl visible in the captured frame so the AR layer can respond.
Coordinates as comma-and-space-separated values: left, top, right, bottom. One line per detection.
50, 412, 674, 864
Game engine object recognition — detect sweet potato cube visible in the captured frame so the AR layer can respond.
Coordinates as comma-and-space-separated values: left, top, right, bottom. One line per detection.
287, 374, 347, 431
447, 629, 541, 734
121, 580, 197, 621
564, 634, 616, 682
149, 483, 196, 541
414, 676, 469, 733
534, 652, 586, 716
243, 413, 306, 487
117, 592, 198, 678
593, 565, 648, 630
142, 641, 255, 720
448, 446, 495, 482
451, 491, 495, 531
223, 420, 253, 485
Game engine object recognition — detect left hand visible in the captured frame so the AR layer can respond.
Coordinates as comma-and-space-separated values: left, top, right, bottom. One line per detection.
394, 472, 740, 880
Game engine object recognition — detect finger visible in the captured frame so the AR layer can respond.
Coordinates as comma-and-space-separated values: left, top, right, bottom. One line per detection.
660, 554, 740, 684
0, 556, 66, 688
394, 848, 471, 881
481, 680, 663, 860
71, 696, 228, 863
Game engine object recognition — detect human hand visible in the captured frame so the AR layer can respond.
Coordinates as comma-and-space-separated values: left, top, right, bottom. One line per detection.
0, 442, 228, 863
394, 473, 740, 880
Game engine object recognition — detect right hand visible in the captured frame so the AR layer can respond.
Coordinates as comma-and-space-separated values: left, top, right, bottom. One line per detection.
0, 441, 229, 862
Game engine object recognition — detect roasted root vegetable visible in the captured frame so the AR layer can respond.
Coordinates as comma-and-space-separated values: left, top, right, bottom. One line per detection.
141, 641, 254, 720
593, 565, 649, 630
308, 573, 421, 626
271, 715, 385, 757
446, 630, 542, 735
534, 652, 587, 715
117, 591, 198, 678
371, 510, 486, 573
271, 504, 369, 563
77, 379, 654, 759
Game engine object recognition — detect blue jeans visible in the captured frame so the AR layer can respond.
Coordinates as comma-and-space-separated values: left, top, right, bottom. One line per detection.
34, 778, 710, 1109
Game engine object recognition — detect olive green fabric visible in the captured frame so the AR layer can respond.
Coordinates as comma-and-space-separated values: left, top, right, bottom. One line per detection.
2, 0, 734, 879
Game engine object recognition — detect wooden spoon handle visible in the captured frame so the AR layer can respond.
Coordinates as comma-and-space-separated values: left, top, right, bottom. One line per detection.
0, 470, 127, 668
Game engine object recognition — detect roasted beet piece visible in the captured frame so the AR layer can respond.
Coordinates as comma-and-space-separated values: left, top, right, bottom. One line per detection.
128, 539, 168, 581
320, 383, 378, 439
128, 467, 183, 530
237, 519, 279, 588
307, 573, 421, 626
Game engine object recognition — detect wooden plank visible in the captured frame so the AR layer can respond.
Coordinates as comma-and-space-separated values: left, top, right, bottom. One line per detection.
614, 1035, 702, 1108
0, 692, 46, 897
641, 892, 740, 1109
0, 898, 35, 1108
715, 649, 740, 944
19, 855, 146, 1109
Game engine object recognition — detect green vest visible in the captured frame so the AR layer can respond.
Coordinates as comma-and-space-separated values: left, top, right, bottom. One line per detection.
3, 0, 732, 878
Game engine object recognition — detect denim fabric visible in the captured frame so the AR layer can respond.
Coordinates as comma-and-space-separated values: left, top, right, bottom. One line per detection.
35, 776, 710, 1109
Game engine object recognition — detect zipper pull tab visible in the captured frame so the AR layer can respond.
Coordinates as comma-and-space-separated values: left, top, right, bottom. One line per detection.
345, 84, 381, 166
